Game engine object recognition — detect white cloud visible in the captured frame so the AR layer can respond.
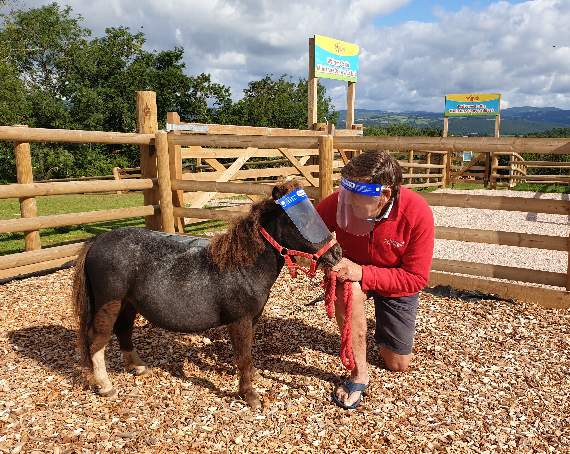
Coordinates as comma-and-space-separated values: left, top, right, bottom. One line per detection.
9, 0, 570, 111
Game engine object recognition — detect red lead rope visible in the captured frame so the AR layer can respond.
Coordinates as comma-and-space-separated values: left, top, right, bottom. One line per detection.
259, 227, 355, 371
324, 272, 355, 370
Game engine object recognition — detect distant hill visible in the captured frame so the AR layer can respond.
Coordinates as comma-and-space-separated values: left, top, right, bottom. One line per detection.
337, 107, 570, 136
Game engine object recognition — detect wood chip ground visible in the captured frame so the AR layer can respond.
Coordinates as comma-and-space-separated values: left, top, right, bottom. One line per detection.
0, 269, 568, 453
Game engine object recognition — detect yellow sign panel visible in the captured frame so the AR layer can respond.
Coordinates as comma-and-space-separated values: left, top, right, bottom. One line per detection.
314, 35, 360, 82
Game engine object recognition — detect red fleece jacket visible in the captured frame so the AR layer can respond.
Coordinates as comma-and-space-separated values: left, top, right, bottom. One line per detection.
316, 187, 435, 298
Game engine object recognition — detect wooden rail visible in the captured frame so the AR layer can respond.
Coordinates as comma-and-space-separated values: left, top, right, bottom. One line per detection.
435, 226, 567, 251
0, 126, 154, 145
421, 192, 569, 215
334, 136, 570, 154
0, 179, 154, 198
0, 205, 158, 234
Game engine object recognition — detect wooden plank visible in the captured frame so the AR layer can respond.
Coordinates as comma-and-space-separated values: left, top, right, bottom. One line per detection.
421, 192, 569, 215
0, 126, 153, 145
398, 162, 444, 169
436, 226, 567, 251
0, 205, 158, 234
428, 271, 570, 309
174, 123, 327, 137
204, 158, 226, 171
0, 256, 77, 281
185, 151, 253, 208
181, 147, 319, 159
277, 148, 318, 187
183, 167, 299, 181
404, 182, 444, 189
432, 258, 566, 287
171, 134, 319, 149
0, 243, 84, 271
174, 206, 248, 221
172, 180, 273, 196
181, 162, 341, 182
334, 136, 570, 154
0, 179, 154, 199
403, 173, 444, 179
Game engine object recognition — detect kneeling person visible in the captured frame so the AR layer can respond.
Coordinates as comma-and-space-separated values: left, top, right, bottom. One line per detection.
316, 150, 435, 409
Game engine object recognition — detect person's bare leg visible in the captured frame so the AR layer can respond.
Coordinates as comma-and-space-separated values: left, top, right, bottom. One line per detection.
334, 281, 369, 407
378, 345, 413, 372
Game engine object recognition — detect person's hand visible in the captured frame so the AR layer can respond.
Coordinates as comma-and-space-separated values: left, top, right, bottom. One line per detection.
331, 258, 362, 282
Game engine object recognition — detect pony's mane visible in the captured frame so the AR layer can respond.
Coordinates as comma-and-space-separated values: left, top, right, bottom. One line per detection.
209, 180, 300, 271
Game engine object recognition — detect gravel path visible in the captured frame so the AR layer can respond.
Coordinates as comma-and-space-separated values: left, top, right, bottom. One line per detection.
432, 189, 568, 277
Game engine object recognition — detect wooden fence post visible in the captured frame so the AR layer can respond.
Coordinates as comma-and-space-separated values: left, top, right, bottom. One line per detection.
167, 112, 185, 233
426, 152, 431, 184
408, 149, 414, 185
155, 131, 175, 233
112, 167, 124, 194
490, 153, 499, 189
346, 82, 356, 129
14, 125, 41, 251
441, 151, 450, 188
308, 37, 318, 129
136, 91, 160, 230
484, 153, 491, 188
318, 135, 334, 201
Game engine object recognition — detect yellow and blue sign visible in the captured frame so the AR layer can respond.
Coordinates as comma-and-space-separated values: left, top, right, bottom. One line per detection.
314, 35, 359, 82
444, 93, 501, 117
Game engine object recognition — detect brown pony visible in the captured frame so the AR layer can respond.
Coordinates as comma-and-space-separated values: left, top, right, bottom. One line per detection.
72, 181, 342, 408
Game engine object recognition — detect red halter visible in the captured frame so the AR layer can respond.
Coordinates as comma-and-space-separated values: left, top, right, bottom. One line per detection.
259, 226, 355, 371
259, 227, 337, 278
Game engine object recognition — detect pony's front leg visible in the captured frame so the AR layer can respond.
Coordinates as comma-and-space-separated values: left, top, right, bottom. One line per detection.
229, 317, 261, 410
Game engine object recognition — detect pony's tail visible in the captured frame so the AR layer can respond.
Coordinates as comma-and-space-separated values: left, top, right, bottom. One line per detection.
72, 239, 95, 370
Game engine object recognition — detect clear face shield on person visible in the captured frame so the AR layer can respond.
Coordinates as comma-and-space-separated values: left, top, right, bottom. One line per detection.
336, 178, 383, 236
276, 188, 332, 244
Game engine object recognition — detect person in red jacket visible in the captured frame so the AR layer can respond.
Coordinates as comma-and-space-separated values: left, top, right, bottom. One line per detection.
316, 150, 435, 409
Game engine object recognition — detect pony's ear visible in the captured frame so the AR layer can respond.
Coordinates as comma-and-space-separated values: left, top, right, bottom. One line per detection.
272, 179, 301, 200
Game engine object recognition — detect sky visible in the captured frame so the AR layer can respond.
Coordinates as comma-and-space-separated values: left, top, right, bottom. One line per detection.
9, 0, 570, 112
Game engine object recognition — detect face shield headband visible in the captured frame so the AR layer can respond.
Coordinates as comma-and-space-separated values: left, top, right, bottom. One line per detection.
275, 188, 332, 244
336, 178, 383, 236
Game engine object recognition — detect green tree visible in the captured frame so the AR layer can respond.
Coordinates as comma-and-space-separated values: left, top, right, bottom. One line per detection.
227, 75, 338, 129
0, 4, 234, 180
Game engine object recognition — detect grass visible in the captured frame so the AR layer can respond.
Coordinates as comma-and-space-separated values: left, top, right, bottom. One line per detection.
0, 192, 227, 255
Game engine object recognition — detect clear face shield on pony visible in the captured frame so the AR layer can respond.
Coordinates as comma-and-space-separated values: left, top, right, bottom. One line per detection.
275, 188, 331, 243
336, 177, 383, 236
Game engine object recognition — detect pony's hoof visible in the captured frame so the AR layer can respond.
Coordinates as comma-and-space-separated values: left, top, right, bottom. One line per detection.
99, 387, 117, 398
131, 365, 150, 376
245, 392, 262, 410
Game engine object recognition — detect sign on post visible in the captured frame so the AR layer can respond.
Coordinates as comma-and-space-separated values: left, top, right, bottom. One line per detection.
313, 35, 359, 82
445, 94, 501, 117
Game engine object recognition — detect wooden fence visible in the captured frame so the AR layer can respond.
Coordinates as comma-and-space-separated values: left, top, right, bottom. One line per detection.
448, 149, 569, 188
0, 103, 569, 308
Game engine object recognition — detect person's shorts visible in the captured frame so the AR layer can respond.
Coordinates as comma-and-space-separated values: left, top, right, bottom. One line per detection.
369, 292, 419, 355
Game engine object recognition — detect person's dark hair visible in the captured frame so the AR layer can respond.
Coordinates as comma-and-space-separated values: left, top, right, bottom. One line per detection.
340, 150, 403, 200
